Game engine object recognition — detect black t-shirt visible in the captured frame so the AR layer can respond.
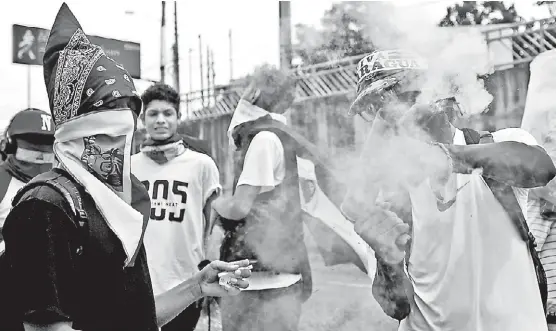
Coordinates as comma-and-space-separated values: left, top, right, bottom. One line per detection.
2, 184, 158, 331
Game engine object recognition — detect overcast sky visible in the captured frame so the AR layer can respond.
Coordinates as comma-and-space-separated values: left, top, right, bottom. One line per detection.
0, 0, 550, 127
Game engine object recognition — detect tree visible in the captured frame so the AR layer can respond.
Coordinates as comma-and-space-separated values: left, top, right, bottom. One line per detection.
536, 1, 556, 17
293, 2, 374, 66
439, 1, 523, 27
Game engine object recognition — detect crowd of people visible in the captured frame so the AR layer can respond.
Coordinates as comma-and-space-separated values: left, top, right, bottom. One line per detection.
1, 2, 556, 331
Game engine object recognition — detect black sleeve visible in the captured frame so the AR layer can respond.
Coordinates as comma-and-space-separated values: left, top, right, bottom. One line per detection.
3, 196, 78, 325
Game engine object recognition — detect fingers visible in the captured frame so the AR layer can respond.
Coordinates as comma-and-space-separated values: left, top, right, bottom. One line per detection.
396, 233, 411, 247
227, 278, 249, 289
228, 259, 251, 267
210, 259, 249, 272
232, 267, 252, 278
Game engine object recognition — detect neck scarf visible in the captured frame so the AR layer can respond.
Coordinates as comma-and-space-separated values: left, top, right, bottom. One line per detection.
54, 109, 143, 267
140, 134, 186, 164
2, 152, 53, 183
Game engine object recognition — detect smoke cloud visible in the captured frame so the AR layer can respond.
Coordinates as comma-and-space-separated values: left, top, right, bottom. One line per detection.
360, 1, 494, 115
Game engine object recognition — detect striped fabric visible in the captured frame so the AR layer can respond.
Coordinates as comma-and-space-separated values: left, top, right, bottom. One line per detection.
528, 197, 556, 300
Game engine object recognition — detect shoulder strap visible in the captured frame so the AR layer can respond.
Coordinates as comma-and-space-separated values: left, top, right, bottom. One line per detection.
12, 168, 87, 225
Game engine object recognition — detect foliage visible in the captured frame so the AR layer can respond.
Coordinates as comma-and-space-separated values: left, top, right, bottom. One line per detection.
438, 1, 523, 27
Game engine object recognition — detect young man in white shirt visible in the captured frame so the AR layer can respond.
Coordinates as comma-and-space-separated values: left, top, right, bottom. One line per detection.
344, 50, 555, 331
213, 66, 312, 331
132, 83, 221, 331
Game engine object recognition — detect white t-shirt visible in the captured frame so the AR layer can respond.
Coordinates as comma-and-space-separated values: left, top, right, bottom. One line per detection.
236, 131, 302, 290
132, 149, 221, 296
399, 128, 547, 331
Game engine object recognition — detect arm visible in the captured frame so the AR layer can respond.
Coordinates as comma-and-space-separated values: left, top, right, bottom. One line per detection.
213, 131, 280, 221
212, 185, 260, 221
446, 141, 556, 188
203, 192, 219, 239
202, 158, 222, 239
154, 277, 203, 327
155, 260, 251, 327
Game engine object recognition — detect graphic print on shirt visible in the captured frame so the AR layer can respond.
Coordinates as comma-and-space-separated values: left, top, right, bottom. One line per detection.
142, 179, 189, 222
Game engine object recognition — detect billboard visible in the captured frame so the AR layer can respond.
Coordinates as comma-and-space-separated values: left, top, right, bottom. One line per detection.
12, 24, 141, 78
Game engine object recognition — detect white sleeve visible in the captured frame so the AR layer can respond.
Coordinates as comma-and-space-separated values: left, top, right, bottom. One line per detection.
236, 131, 284, 193
202, 156, 221, 204
492, 128, 539, 146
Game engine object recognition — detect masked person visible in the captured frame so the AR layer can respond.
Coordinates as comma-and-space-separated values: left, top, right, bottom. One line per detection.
132, 83, 221, 331
0, 4, 251, 331
212, 65, 313, 331
344, 49, 556, 331
0, 108, 55, 248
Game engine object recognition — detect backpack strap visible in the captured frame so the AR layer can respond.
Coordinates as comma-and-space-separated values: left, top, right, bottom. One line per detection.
12, 168, 87, 227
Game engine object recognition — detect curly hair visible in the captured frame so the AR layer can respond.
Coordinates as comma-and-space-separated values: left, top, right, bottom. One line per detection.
140, 83, 181, 116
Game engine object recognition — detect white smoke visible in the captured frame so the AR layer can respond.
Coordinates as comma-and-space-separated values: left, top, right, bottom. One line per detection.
359, 2, 494, 115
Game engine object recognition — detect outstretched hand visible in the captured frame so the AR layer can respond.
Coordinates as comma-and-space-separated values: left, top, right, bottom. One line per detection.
354, 203, 411, 265
196, 260, 251, 297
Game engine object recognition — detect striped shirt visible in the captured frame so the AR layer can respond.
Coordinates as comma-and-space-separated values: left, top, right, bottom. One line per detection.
528, 197, 556, 300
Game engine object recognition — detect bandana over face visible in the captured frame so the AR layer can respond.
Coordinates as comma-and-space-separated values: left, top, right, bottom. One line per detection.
43, 3, 145, 267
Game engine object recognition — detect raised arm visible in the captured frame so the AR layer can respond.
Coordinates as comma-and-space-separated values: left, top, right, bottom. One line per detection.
446, 131, 556, 188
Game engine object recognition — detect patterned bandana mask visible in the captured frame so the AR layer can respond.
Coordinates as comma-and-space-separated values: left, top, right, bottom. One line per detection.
43, 3, 145, 266
53, 109, 142, 266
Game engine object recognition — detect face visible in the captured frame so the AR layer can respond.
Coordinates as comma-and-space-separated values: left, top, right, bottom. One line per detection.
143, 100, 179, 141
300, 179, 316, 202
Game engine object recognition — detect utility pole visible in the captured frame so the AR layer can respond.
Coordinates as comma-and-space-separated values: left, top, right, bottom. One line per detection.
198, 35, 204, 107
188, 48, 193, 94
228, 29, 233, 82
211, 49, 216, 92
173, 1, 180, 93
278, 1, 292, 69
160, 1, 166, 83
206, 45, 211, 105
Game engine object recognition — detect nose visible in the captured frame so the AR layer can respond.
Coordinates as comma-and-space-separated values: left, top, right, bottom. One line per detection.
155, 113, 166, 124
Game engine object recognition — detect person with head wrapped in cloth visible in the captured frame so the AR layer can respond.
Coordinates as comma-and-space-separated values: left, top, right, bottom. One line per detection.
212, 65, 312, 331
343, 49, 555, 330
0, 4, 252, 331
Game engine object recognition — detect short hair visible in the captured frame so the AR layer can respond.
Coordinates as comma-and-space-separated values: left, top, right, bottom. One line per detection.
140, 83, 181, 117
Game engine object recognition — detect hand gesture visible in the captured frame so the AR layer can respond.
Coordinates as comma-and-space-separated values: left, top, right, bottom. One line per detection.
354, 203, 411, 265
196, 260, 251, 297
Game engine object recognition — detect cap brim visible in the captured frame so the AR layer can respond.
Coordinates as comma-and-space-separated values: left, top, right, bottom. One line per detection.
348, 83, 375, 117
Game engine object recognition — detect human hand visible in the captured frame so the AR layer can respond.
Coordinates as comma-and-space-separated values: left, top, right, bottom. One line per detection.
353, 203, 411, 265
196, 260, 251, 297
